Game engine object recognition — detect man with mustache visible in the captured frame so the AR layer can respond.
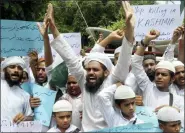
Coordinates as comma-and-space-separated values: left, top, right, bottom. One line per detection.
59, 74, 82, 129
171, 60, 185, 98
131, 29, 184, 126
1, 56, 33, 123
44, 1, 135, 131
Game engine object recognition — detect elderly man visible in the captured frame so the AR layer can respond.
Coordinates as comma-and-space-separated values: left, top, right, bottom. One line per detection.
1, 56, 33, 123
43, 1, 135, 131
171, 61, 184, 97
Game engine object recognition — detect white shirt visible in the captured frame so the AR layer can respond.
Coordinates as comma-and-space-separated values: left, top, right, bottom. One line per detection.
169, 83, 184, 97
47, 124, 79, 132
91, 44, 143, 96
51, 35, 134, 131
131, 54, 184, 111
97, 84, 143, 127
1, 79, 33, 121
60, 93, 82, 129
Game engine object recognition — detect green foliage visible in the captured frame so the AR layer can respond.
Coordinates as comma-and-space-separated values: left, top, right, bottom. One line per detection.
1, 0, 156, 47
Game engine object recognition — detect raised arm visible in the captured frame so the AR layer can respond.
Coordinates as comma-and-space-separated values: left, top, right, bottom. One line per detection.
46, 3, 85, 90
97, 83, 121, 127
162, 26, 184, 62
178, 26, 184, 63
132, 30, 160, 92
37, 13, 53, 67
111, 1, 135, 83
90, 29, 124, 53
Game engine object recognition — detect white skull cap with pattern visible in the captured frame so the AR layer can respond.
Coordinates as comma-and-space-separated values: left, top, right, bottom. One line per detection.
114, 85, 136, 99
1, 56, 26, 70
157, 106, 181, 122
53, 100, 72, 112
84, 52, 114, 72
172, 60, 184, 68
155, 60, 175, 73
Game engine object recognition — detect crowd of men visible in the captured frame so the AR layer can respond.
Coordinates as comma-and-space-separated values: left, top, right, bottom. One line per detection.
1, 1, 184, 133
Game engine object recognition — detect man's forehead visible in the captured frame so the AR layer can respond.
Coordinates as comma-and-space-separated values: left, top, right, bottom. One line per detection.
155, 68, 170, 73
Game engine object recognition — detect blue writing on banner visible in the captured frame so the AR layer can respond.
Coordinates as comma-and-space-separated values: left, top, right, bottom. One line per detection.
1, 20, 43, 57
32, 84, 57, 127
93, 123, 161, 132
136, 106, 158, 127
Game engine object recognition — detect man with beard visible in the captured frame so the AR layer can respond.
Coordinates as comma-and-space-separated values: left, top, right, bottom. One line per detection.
1, 56, 33, 123
131, 29, 184, 125
59, 74, 82, 129
171, 61, 184, 97
44, 1, 135, 131
35, 57, 48, 86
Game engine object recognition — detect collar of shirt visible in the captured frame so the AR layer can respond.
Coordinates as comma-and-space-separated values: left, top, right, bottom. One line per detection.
53, 124, 77, 132
119, 110, 137, 123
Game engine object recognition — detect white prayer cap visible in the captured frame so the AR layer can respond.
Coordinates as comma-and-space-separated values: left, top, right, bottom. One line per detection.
155, 60, 175, 73
84, 52, 114, 72
172, 60, 184, 68
114, 85, 136, 99
1, 56, 26, 70
157, 106, 181, 122
53, 100, 72, 112
114, 46, 122, 55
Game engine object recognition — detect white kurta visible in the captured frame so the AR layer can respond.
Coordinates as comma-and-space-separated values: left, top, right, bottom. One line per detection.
51, 35, 133, 131
47, 124, 79, 132
1, 79, 32, 121
97, 84, 143, 127
169, 83, 184, 97
60, 93, 82, 129
131, 54, 184, 111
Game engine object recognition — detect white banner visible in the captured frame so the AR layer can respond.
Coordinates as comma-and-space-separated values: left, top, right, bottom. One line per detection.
133, 4, 181, 41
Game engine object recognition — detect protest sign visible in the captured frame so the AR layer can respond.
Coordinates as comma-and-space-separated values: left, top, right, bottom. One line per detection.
1, 120, 42, 132
32, 84, 57, 127
48, 33, 81, 56
1, 20, 43, 57
133, 4, 181, 41
136, 106, 158, 127
21, 82, 33, 95
93, 123, 160, 132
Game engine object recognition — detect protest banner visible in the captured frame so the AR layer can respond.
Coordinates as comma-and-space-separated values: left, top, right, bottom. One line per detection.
93, 122, 161, 132
135, 106, 158, 127
1, 20, 43, 57
32, 84, 57, 127
133, 4, 181, 41
46, 33, 82, 57
21, 82, 33, 95
1, 120, 42, 132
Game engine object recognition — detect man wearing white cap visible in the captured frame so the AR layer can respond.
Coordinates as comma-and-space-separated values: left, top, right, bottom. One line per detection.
157, 106, 182, 133
1, 56, 33, 123
59, 74, 82, 129
170, 60, 184, 97
97, 83, 143, 127
47, 100, 80, 132
44, 1, 135, 131
131, 30, 184, 112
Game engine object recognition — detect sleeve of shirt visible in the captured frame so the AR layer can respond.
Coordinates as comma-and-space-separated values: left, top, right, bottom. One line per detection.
90, 44, 105, 53
45, 63, 53, 84
97, 84, 118, 127
131, 54, 153, 92
162, 43, 176, 61
50, 35, 85, 91
23, 93, 33, 117
111, 37, 134, 83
